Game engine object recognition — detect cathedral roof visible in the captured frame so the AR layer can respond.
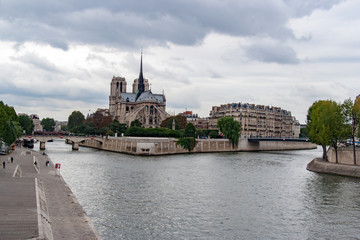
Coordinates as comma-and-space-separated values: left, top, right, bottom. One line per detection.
120, 91, 165, 104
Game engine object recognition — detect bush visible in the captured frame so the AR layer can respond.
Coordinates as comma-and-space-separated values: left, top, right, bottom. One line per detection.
177, 137, 196, 152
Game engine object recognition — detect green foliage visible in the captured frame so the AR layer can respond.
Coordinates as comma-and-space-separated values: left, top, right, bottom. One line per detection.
106, 129, 114, 137
306, 100, 346, 161
130, 119, 142, 128
41, 118, 56, 131
0, 101, 21, 144
341, 98, 360, 164
68, 111, 85, 130
61, 125, 68, 131
2, 121, 17, 145
19, 115, 34, 134
13, 121, 23, 138
0, 104, 7, 136
217, 116, 241, 147
160, 115, 187, 129
124, 127, 182, 138
299, 127, 308, 138
71, 123, 98, 135
177, 137, 196, 152
108, 120, 127, 135
184, 123, 196, 138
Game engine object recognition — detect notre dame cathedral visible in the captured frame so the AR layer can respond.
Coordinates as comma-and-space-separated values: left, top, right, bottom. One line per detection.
109, 54, 169, 128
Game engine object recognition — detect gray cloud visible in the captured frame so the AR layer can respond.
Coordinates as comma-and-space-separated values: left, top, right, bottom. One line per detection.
11, 53, 60, 73
245, 41, 299, 64
0, 0, 343, 51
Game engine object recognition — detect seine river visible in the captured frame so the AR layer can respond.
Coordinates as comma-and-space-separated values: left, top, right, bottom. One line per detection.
35, 140, 360, 240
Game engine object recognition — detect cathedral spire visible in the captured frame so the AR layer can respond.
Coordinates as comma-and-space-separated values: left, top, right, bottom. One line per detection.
136, 51, 145, 100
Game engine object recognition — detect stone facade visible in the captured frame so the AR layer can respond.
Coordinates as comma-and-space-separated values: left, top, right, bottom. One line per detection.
109, 54, 169, 127
209, 103, 300, 138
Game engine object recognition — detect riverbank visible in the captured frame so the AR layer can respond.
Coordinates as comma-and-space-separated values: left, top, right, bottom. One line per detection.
307, 158, 360, 178
0, 147, 102, 240
307, 147, 360, 178
80, 137, 317, 155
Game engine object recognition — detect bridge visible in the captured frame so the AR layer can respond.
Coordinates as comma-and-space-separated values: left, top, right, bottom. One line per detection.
28, 135, 104, 150
248, 137, 310, 142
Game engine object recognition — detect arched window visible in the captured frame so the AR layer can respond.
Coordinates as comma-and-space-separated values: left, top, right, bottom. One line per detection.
120, 82, 123, 92
126, 106, 129, 112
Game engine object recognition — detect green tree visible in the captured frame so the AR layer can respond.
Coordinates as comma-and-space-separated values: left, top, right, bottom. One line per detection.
0, 102, 20, 144
2, 121, 17, 145
61, 125, 68, 131
41, 118, 55, 131
130, 119, 142, 127
299, 127, 308, 138
19, 115, 34, 134
184, 123, 196, 138
177, 137, 196, 152
108, 120, 127, 135
342, 98, 360, 164
68, 111, 85, 130
0, 104, 7, 137
306, 100, 345, 161
160, 115, 187, 129
217, 117, 241, 148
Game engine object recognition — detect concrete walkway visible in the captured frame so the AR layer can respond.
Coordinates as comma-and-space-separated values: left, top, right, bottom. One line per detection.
0, 147, 102, 240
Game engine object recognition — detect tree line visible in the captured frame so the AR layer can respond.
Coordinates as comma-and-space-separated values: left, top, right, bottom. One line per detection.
1, 101, 242, 152
306, 97, 360, 164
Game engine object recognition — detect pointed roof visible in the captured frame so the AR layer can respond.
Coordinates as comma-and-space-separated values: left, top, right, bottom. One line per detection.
136, 52, 145, 100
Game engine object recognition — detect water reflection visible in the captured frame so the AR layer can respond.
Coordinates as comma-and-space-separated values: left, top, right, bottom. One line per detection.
36, 141, 360, 239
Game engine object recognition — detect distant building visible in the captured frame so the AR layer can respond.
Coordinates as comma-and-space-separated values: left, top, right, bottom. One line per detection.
30, 114, 43, 132
109, 53, 169, 127
180, 111, 209, 129
209, 103, 300, 138
55, 121, 67, 131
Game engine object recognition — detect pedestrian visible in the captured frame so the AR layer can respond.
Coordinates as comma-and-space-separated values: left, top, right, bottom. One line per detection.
2, 161, 5, 169
34, 161, 37, 166
46, 160, 49, 167
11, 157, 13, 163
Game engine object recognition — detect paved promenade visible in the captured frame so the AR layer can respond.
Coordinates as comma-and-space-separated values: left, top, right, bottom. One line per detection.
0, 147, 102, 240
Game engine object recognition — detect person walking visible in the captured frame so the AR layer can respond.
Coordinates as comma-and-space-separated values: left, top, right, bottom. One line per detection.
2, 161, 5, 169
11, 157, 13, 163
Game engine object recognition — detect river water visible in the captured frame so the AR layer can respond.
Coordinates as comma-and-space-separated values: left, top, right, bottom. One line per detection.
35, 140, 360, 239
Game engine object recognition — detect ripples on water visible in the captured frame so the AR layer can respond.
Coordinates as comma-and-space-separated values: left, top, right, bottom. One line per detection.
36, 141, 360, 239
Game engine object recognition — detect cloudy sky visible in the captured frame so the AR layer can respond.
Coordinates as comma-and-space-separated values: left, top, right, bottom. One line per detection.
0, 0, 359, 123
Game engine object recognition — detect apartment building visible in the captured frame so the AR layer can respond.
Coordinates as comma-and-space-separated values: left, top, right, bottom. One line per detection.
209, 103, 300, 138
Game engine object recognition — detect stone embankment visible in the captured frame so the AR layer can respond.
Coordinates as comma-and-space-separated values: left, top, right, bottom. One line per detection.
0, 147, 102, 240
80, 137, 317, 155
307, 146, 360, 178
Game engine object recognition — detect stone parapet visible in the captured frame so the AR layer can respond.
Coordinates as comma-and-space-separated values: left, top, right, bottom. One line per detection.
307, 158, 360, 178
80, 137, 317, 156
327, 146, 360, 165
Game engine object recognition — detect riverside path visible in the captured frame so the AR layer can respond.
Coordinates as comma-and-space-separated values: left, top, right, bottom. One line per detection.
0, 147, 102, 240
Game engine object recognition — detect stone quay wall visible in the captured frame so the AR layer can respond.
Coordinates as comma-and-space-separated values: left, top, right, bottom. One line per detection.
80, 137, 317, 156
327, 146, 360, 165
